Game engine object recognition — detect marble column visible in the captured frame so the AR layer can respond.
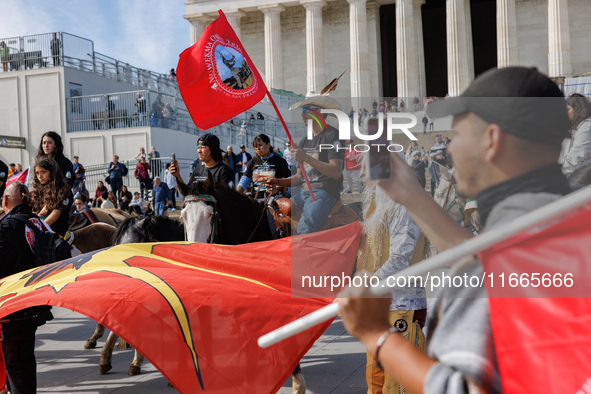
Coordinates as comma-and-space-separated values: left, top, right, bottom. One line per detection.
301, 0, 327, 93
497, 0, 519, 68
225, 10, 246, 40
465, 0, 475, 81
396, 0, 419, 100
185, 14, 212, 45
548, 0, 572, 77
446, 0, 471, 96
413, 0, 426, 101
260, 5, 286, 90
348, 0, 372, 100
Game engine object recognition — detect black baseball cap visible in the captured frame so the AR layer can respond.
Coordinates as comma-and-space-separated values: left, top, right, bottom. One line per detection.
427, 67, 569, 147
198, 133, 224, 153
240, 144, 245, 148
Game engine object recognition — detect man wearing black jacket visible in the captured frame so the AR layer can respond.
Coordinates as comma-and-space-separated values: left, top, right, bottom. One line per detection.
0, 182, 50, 394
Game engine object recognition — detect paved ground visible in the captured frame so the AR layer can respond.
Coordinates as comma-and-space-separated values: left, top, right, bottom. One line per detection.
34, 307, 367, 394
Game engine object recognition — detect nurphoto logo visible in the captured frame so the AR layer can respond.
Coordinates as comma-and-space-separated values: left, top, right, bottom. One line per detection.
304, 110, 418, 152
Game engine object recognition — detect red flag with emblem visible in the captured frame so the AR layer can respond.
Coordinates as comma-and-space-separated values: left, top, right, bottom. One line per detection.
0, 223, 362, 393
479, 204, 591, 393
177, 10, 266, 130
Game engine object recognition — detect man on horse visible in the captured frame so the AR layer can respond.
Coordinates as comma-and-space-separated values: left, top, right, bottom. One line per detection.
268, 95, 345, 234
170, 133, 235, 196
338, 66, 571, 393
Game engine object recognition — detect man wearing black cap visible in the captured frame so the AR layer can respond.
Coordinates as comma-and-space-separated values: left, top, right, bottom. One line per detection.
170, 133, 234, 196
338, 67, 571, 393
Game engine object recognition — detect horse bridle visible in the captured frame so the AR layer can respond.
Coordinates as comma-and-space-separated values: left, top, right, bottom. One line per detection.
183, 194, 220, 243
442, 177, 465, 223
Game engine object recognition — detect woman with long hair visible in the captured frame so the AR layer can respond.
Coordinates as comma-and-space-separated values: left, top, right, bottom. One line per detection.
93, 181, 108, 207
236, 134, 290, 200
118, 185, 132, 211
108, 191, 119, 209
561, 93, 591, 175
31, 157, 73, 237
36, 131, 74, 187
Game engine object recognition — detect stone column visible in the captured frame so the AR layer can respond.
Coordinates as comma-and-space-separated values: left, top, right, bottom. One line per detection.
301, 0, 327, 93
259, 5, 286, 90
414, 0, 427, 101
225, 10, 246, 39
548, 0, 572, 77
497, 0, 519, 68
396, 0, 419, 100
348, 0, 372, 100
185, 14, 212, 45
446, 0, 471, 96
465, 0, 474, 81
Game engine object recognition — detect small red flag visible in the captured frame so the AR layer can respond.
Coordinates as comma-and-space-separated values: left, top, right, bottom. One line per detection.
177, 10, 266, 130
6, 168, 28, 187
479, 204, 591, 393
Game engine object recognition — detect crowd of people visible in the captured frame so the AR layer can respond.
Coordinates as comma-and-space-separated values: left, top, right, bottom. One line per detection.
1, 65, 591, 393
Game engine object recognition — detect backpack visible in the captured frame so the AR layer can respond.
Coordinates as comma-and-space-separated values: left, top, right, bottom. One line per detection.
12, 215, 71, 268
120, 163, 128, 176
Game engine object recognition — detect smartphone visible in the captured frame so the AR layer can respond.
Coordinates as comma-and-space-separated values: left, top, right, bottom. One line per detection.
366, 118, 392, 180
172, 153, 176, 162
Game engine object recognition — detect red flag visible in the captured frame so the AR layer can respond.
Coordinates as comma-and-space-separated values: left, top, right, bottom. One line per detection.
177, 11, 266, 130
6, 168, 28, 187
479, 205, 591, 393
0, 222, 361, 393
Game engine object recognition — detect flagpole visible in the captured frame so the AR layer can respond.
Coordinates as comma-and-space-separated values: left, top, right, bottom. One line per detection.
265, 90, 316, 201
258, 183, 591, 348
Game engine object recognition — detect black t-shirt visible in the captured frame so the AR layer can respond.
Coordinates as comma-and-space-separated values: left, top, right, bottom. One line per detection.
298, 125, 344, 199
189, 162, 234, 187
47, 190, 73, 237
244, 153, 290, 199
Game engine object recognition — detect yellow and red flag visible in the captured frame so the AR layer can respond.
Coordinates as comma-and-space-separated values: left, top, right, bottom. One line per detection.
0, 222, 362, 393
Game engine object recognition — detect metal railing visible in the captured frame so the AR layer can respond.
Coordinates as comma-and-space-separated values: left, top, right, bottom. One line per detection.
82, 157, 194, 197
66, 90, 196, 133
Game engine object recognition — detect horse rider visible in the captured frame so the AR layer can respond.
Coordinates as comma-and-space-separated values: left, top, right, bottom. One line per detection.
337, 66, 571, 393
267, 95, 344, 234
170, 133, 235, 197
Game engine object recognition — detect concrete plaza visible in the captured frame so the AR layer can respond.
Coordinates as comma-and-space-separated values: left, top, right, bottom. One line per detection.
34, 307, 367, 394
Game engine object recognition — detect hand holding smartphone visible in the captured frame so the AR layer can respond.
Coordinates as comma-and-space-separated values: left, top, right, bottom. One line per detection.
365, 117, 392, 180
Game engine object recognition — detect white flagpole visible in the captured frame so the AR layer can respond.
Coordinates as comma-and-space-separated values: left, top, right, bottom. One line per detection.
258, 183, 591, 348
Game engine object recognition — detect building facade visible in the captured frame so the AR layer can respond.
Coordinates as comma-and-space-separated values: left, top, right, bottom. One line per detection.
185, 0, 591, 98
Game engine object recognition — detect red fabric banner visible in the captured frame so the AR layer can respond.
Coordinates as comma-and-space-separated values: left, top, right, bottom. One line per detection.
0, 222, 362, 393
177, 10, 266, 130
6, 168, 28, 187
479, 205, 591, 393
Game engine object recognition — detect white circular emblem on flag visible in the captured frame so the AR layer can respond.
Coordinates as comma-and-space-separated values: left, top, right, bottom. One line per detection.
204, 35, 259, 98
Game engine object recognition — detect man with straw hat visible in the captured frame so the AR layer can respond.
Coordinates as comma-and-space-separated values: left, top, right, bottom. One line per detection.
268, 93, 345, 234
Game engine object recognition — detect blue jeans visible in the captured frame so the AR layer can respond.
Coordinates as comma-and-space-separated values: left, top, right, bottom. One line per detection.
292, 188, 336, 234
110, 177, 123, 199
155, 201, 166, 216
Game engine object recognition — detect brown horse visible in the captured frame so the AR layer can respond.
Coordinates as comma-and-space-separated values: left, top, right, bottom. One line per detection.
69, 208, 130, 231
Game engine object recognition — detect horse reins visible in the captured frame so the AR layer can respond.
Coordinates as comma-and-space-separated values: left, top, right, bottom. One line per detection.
245, 183, 271, 244
442, 178, 465, 223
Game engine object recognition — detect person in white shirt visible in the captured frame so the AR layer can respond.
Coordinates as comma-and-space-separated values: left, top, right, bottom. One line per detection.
163, 163, 178, 211
129, 192, 145, 215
